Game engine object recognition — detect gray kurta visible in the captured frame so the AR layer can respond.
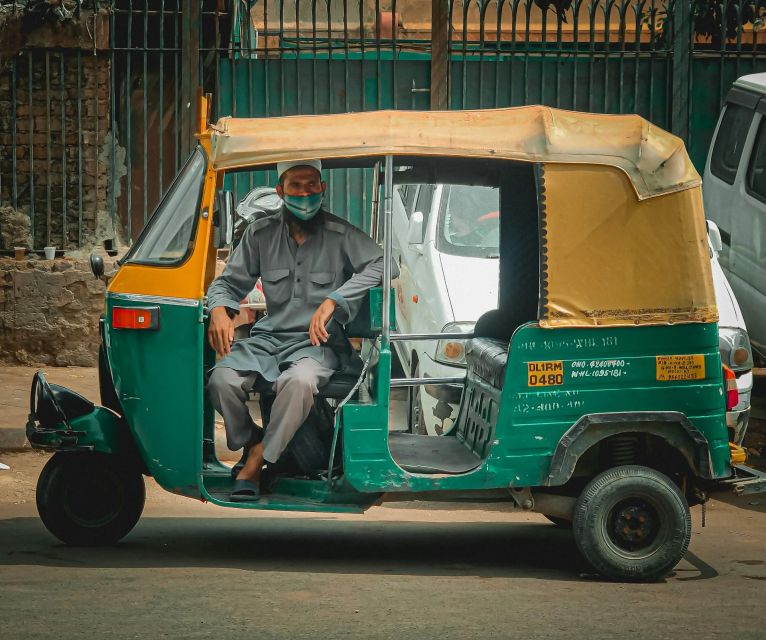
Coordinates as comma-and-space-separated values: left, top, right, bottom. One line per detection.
207, 207, 396, 380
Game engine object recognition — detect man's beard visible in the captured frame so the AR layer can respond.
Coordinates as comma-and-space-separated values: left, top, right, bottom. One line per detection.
283, 206, 325, 234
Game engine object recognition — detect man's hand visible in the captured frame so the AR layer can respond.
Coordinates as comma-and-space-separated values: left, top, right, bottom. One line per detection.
209, 306, 236, 357
309, 298, 337, 346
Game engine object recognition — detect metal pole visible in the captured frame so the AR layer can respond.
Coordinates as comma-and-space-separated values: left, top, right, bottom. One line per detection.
11, 58, 17, 210
431, 0, 450, 110
370, 160, 381, 242
391, 376, 465, 388
671, 0, 691, 142
382, 154, 393, 345
28, 52, 35, 246
60, 53, 66, 248
45, 51, 52, 248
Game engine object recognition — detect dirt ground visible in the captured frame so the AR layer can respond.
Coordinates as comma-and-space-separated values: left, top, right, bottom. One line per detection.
1, 450, 765, 640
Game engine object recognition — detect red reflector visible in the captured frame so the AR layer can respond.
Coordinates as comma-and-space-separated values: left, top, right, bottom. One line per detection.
112, 306, 159, 330
722, 365, 738, 411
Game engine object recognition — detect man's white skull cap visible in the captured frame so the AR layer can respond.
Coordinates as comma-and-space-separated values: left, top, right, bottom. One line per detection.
277, 160, 322, 179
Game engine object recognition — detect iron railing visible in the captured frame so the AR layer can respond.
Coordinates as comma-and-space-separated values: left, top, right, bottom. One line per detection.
3, 0, 766, 250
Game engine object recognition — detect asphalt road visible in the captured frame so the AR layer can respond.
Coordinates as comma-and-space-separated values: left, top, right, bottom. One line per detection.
1, 451, 765, 640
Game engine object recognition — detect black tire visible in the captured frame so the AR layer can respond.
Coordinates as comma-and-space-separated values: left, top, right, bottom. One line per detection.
544, 514, 572, 528
573, 465, 691, 582
36, 452, 145, 546
407, 361, 427, 435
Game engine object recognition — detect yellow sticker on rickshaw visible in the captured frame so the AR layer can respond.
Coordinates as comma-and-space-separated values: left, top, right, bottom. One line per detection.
655, 355, 705, 381
527, 361, 564, 387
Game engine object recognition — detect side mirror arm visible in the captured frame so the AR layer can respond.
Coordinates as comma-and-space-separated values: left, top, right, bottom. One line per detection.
407, 210, 425, 246
214, 190, 235, 248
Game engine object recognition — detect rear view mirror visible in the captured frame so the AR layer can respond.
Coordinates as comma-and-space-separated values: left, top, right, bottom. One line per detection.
408, 210, 424, 245
214, 190, 235, 248
707, 219, 723, 254
89, 253, 104, 279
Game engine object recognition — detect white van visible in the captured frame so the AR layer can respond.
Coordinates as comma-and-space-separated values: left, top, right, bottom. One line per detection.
704, 73, 766, 362
393, 182, 754, 444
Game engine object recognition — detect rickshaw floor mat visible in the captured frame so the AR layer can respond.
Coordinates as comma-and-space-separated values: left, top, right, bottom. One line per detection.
388, 433, 483, 474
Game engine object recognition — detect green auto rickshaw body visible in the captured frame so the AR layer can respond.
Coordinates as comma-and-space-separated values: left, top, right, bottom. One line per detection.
28, 105, 761, 520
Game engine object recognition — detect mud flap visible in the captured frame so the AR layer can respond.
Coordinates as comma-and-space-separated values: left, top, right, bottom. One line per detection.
26, 371, 129, 460
715, 464, 766, 496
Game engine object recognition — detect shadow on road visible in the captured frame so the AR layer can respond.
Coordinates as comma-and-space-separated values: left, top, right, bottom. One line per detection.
0, 516, 595, 580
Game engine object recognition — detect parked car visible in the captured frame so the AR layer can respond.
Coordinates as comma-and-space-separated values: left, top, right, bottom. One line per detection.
393, 182, 754, 443
391, 182, 499, 435
703, 72, 766, 363
708, 221, 754, 445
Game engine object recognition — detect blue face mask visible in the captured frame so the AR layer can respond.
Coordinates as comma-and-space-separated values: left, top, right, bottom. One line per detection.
283, 192, 323, 221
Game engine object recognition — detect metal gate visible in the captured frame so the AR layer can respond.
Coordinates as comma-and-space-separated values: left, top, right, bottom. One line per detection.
213, 0, 766, 170
3, 0, 766, 249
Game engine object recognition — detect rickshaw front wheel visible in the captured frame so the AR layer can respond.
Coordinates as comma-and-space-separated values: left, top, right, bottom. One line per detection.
36, 452, 145, 546
572, 465, 691, 583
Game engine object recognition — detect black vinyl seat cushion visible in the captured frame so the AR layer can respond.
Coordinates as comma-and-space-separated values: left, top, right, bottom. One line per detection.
465, 337, 509, 389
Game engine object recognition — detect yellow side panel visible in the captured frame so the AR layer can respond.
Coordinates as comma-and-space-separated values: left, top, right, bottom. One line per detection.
540, 163, 717, 328
108, 161, 217, 300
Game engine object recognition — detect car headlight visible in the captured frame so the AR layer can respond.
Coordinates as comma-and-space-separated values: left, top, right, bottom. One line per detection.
719, 327, 754, 373
434, 321, 475, 367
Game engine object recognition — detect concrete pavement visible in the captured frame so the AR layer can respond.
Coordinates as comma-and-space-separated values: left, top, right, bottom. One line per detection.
1, 450, 765, 640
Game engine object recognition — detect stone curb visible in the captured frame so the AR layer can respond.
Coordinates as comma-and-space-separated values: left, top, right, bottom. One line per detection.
0, 427, 29, 451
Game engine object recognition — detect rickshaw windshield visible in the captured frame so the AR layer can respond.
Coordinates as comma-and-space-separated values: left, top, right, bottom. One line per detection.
125, 148, 206, 266
436, 185, 500, 258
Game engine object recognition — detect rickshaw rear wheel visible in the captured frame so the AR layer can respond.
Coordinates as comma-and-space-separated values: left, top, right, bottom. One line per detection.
573, 465, 691, 583
36, 452, 145, 546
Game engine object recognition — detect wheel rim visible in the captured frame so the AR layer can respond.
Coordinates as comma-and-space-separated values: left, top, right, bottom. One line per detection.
62, 465, 124, 528
605, 497, 663, 557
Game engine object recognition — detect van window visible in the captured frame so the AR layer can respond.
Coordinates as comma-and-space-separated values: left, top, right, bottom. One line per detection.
125, 148, 206, 266
437, 185, 500, 258
710, 103, 754, 184
747, 117, 766, 203
414, 184, 435, 226
397, 185, 418, 219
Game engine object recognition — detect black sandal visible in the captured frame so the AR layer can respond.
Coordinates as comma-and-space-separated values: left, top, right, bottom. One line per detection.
229, 479, 261, 502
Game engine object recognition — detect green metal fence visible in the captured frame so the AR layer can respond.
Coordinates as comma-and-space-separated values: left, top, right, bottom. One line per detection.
3, 0, 766, 249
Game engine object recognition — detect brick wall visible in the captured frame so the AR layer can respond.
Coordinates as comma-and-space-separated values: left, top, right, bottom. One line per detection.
0, 51, 111, 250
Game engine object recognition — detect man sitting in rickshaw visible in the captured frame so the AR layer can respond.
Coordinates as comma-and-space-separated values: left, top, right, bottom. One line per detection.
206, 160, 393, 502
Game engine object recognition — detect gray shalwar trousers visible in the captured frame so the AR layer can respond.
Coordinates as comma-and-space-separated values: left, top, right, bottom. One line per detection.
207, 356, 336, 464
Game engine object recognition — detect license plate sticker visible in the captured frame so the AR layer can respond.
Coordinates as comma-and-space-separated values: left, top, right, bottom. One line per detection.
655, 355, 706, 381
527, 361, 564, 387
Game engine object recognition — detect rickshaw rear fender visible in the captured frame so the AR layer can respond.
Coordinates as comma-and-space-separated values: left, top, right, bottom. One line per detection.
545, 412, 726, 486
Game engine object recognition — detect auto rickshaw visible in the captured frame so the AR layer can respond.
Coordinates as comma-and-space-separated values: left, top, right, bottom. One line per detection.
26, 100, 766, 582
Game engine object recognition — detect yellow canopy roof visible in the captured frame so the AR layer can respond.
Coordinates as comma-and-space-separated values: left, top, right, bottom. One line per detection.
209, 106, 699, 200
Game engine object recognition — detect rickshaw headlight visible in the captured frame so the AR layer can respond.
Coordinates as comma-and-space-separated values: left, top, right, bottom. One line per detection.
434, 321, 474, 367
718, 327, 753, 373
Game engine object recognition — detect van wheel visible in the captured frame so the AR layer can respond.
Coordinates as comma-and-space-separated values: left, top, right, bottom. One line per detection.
407, 363, 427, 435
573, 465, 691, 582
37, 452, 145, 546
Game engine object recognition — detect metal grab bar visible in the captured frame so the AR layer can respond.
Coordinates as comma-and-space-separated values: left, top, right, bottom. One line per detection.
389, 332, 475, 342
391, 376, 465, 388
